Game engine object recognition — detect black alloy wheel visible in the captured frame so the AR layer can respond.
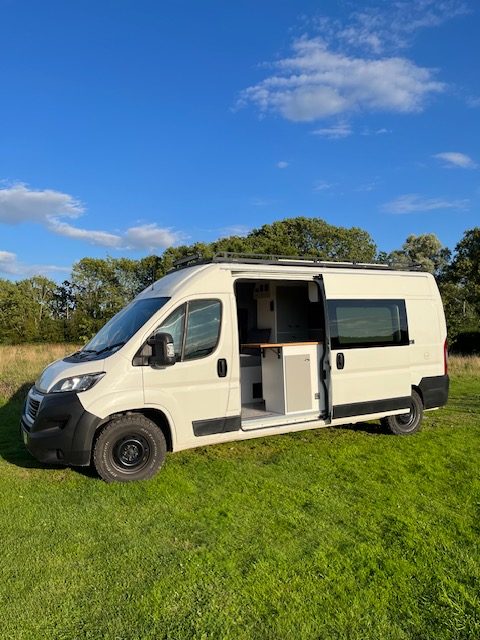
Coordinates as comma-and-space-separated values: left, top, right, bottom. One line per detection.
113, 435, 151, 472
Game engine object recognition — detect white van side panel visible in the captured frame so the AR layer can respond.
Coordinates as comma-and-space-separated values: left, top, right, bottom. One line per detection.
406, 298, 444, 384
320, 270, 432, 299
329, 346, 411, 407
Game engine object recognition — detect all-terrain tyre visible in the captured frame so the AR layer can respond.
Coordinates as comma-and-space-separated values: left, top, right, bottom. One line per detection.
381, 390, 423, 435
93, 414, 167, 482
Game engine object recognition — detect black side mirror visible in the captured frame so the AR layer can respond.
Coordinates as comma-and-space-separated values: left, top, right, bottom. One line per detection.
147, 332, 176, 367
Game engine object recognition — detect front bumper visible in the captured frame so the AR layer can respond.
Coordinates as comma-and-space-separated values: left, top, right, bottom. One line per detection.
21, 388, 102, 466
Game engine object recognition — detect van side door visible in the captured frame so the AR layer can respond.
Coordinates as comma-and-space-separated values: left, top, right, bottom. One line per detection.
319, 274, 412, 421
142, 294, 238, 444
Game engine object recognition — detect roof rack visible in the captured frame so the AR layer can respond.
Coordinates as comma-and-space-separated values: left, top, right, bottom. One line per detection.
170, 252, 425, 272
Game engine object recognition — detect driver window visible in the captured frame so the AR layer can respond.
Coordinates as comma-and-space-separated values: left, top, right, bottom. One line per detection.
157, 304, 185, 359
184, 300, 222, 361
152, 299, 221, 362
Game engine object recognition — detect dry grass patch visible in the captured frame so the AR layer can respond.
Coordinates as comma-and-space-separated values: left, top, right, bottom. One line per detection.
449, 354, 480, 376
0, 343, 79, 399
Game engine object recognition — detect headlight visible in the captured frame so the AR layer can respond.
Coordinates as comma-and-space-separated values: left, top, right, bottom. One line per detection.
50, 372, 105, 393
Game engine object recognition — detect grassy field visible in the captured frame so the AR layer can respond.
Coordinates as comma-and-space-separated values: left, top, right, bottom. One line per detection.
0, 344, 479, 639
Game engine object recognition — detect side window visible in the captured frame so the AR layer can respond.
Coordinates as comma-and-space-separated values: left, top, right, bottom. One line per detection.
328, 299, 408, 349
184, 300, 222, 361
157, 304, 186, 359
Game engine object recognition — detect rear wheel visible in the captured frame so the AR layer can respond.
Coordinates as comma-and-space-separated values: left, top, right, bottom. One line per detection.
93, 414, 166, 482
381, 390, 423, 435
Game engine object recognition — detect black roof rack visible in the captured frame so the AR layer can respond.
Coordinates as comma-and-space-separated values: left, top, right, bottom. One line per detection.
170, 252, 425, 272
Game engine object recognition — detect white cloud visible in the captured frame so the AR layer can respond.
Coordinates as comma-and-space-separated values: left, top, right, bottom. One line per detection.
218, 225, 251, 237
48, 219, 122, 247
238, 37, 445, 123
276, 161, 289, 169
123, 224, 181, 251
360, 126, 391, 136
49, 220, 180, 251
312, 122, 352, 139
0, 183, 84, 224
355, 178, 380, 192
466, 96, 480, 108
250, 197, 274, 207
313, 1, 468, 55
0, 182, 181, 252
381, 194, 469, 214
0, 250, 69, 277
433, 152, 477, 169
313, 180, 335, 192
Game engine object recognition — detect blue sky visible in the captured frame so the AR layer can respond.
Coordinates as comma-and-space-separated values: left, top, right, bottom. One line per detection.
0, 0, 479, 278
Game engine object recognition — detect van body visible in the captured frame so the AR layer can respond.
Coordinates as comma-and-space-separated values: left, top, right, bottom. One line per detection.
21, 255, 449, 481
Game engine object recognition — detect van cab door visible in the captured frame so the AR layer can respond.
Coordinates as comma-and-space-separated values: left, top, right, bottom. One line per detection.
142, 294, 238, 443
319, 274, 412, 421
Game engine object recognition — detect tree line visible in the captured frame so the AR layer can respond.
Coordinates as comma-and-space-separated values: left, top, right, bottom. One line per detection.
0, 218, 478, 351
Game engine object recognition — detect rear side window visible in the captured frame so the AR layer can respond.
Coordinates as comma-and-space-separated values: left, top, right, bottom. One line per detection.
328, 299, 409, 349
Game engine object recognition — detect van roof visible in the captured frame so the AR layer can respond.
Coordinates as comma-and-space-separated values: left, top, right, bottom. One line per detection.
136, 252, 433, 301
170, 252, 427, 273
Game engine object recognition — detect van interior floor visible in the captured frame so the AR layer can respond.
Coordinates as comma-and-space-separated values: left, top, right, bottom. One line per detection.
241, 402, 280, 421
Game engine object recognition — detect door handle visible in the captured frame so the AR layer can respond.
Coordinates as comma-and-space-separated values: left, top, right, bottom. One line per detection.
336, 353, 345, 370
217, 358, 228, 378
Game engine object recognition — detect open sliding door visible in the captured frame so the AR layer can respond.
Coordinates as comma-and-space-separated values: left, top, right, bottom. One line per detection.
318, 273, 412, 421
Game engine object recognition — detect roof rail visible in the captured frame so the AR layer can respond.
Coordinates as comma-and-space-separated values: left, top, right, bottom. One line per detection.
169, 252, 425, 272
211, 252, 393, 270
171, 253, 205, 269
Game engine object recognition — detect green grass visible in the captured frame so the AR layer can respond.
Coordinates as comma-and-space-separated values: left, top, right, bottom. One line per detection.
0, 345, 479, 639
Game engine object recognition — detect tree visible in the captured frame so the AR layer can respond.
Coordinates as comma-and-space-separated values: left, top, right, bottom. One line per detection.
70, 258, 126, 340
387, 233, 450, 276
245, 217, 377, 262
0, 276, 61, 342
448, 227, 480, 311
442, 227, 480, 350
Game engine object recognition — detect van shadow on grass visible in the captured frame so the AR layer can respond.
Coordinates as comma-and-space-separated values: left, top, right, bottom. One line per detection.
0, 383, 63, 470
333, 421, 385, 435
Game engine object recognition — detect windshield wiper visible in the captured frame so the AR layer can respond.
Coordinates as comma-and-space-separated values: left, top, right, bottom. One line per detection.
72, 349, 98, 358
93, 342, 126, 356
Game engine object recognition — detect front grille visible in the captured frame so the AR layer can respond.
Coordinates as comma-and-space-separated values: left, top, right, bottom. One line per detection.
27, 397, 41, 421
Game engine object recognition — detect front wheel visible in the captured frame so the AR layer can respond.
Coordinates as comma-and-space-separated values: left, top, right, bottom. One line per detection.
381, 390, 423, 435
93, 414, 167, 482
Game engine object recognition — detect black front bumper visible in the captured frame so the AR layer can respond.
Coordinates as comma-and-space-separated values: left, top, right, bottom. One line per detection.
21, 390, 102, 466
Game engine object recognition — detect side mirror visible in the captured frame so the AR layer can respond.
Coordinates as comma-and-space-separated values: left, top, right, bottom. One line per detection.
147, 332, 176, 367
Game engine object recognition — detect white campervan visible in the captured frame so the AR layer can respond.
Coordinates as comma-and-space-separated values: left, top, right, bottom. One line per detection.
22, 254, 449, 482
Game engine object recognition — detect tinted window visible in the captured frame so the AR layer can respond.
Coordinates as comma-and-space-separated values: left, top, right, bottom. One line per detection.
158, 304, 186, 359
184, 300, 222, 360
328, 300, 408, 349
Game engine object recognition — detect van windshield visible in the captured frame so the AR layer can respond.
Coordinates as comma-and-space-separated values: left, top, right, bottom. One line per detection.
80, 297, 170, 356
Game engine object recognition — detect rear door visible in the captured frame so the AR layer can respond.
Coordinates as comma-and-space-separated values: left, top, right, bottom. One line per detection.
319, 273, 412, 421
